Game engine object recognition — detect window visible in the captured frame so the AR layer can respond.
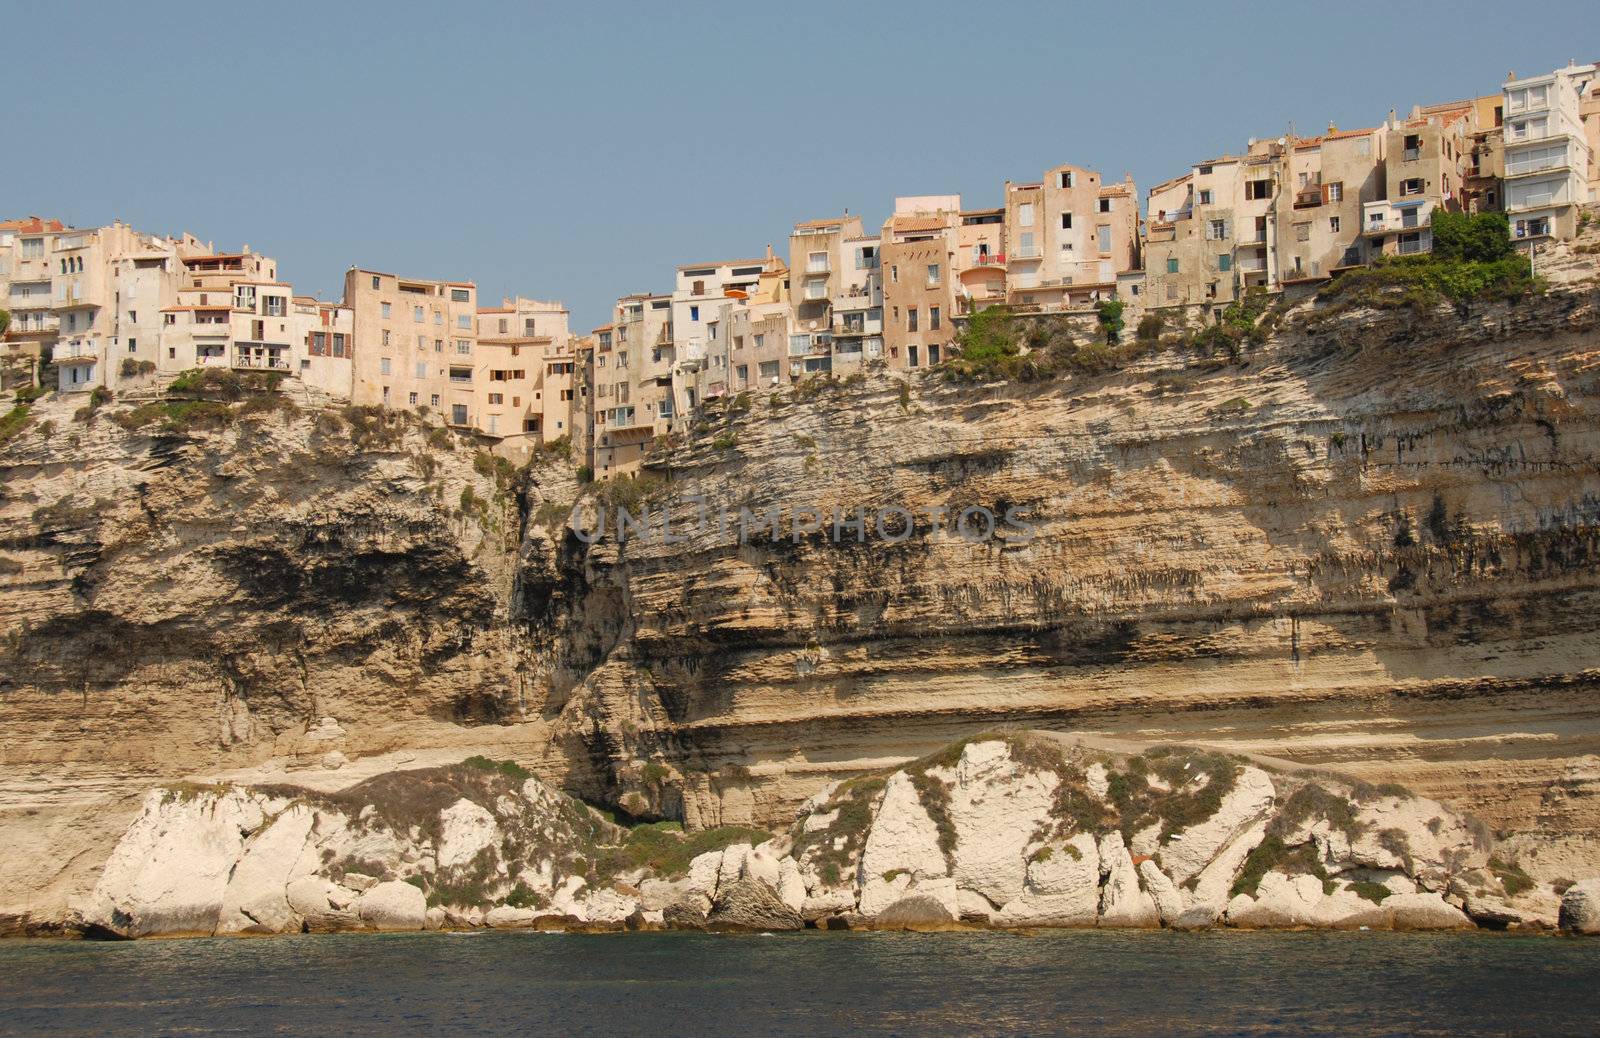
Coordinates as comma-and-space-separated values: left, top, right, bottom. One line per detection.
1245, 180, 1272, 200
413, 306, 423, 322
380, 357, 392, 375
456, 339, 471, 355
754, 333, 765, 350
451, 404, 468, 425
689, 305, 699, 321
1167, 257, 1180, 274
431, 394, 440, 407
1295, 222, 1310, 243
20, 238, 43, 259
926, 263, 940, 287
1098, 198, 1112, 213
1097, 226, 1111, 253
930, 306, 941, 330
435, 339, 444, 352
1326, 182, 1343, 203
1207, 219, 1227, 241
451, 288, 469, 303
890, 265, 898, 283
128, 338, 137, 352
1198, 189, 1213, 205
759, 360, 779, 380
488, 393, 503, 405
807, 251, 828, 273
415, 361, 427, 378
333, 334, 346, 356
372, 275, 381, 290
434, 311, 443, 326
455, 315, 469, 329
408, 392, 418, 405
381, 302, 392, 319
1060, 213, 1073, 230
129, 310, 137, 323
907, 309, 918, 332
908, 344, 920, 368
449, 366, 472, 383
1399, 178, 1424, 197
1059, 171, 1073, 188
1330, 216, 1341, 233
804, 279, 826, 300
1018, 202, 1034, 227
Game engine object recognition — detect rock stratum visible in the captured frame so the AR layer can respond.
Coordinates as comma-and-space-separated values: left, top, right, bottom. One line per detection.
6, 234, 1600, 933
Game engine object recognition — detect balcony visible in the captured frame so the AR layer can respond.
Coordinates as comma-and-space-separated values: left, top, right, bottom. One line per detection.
55, 337, 100, 362
1397, 235, 1430, 255
1402, 147, 1421, 162
973, 252, 1007, 266
233, 342, 291, 371
1011, 245, 1043, 260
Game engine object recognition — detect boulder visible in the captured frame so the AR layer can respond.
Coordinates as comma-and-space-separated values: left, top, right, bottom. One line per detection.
484, 906, 539, 929
997, 833, 1099, 927
1559, 879, 1600, 935
663, 893, 711, 929
1097, 831, 1159, 928
285, 876, 359, 933
1225, 873, 1386, 929
1138, 859, 1185, 926
872, 893, 959, 930
705, 878, 803, 932
356, 881, 426, 931
857, 772, 948, 916
1384, 892, 1474, 930
85, 789, 271, 937
800, 889, 855, 921
217, 805, 317, 934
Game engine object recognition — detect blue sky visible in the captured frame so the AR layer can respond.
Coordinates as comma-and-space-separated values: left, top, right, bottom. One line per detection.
12, 0, 1594, 328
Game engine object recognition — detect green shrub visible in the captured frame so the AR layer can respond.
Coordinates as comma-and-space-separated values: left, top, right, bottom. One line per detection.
1488, 856, 1535, 898
1096, 300, 1126, 345
711, 431, 737, 451
1319, 252, 1537, 310
575, 465, 594, 483
461, 755, 533, 782
14, 385, 44, 405
1135, 313, 1166, 343
119, 358, 157, 378
1429, 210, 1513, 263
0, 404, 31, 445
1348, 880, 1393, 904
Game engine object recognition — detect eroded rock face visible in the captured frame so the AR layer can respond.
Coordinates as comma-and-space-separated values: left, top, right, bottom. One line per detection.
785, 735, 1562, 933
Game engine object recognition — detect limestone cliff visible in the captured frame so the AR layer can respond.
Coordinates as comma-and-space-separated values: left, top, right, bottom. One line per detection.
6, 240, 1600, 928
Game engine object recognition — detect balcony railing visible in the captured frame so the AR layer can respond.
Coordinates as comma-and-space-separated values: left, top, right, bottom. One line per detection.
974, 253, 1007, 265
1397, 237, 1429, 255
1012, 245, 1043, 260
233, 355, 291, 371
1402, 147, 1422, 162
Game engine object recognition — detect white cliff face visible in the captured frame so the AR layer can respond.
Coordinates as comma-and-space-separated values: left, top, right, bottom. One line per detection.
77, 735, 1580, 937
785, 736, 1569, 933
85, 788, 275, 937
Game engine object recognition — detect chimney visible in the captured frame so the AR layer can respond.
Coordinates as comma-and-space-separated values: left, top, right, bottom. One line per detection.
1328, 121, 1337, 134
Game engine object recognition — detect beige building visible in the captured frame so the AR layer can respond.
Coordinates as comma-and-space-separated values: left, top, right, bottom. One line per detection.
293, 296, 354, 399
1, 217, 69, 376
789, 216, 865, 376
1004, 165, 1139, 311
345, 268, 478, 425
881, 198, 959, 370
954, 207, 1006, 316
1277, 127, 1386, 283
475, 296, 572, 448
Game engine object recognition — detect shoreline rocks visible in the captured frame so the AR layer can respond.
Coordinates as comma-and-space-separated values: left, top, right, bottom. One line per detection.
52, 737, 1598, 940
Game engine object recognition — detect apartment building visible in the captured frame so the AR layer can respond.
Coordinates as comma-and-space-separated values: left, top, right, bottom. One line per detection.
345, 268, 478, 425
475, 296, 572, 447
1358, 105, 1478, 259
1, 217, 69, 373
711, 249, 792, 392
294, 296, 354, 399
955, 208, 1006, 315
827, 233, 882, 372
789, 216, 865, 376
881, 197, 959, 370
1276, 127, 1385, 282
1502, 63, 1597, 242
1004, 165, 1139, 311
588, 320, 651, 477
670, 258, 766, 411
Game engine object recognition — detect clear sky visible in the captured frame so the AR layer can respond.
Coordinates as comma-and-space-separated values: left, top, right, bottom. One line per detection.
11, 0, 1595, 329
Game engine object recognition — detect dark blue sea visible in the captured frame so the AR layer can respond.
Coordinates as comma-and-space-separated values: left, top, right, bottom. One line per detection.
1, 929, 1595, 1036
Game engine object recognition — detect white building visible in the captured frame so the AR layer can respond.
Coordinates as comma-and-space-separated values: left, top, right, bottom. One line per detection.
1503, 63, 1597, 242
